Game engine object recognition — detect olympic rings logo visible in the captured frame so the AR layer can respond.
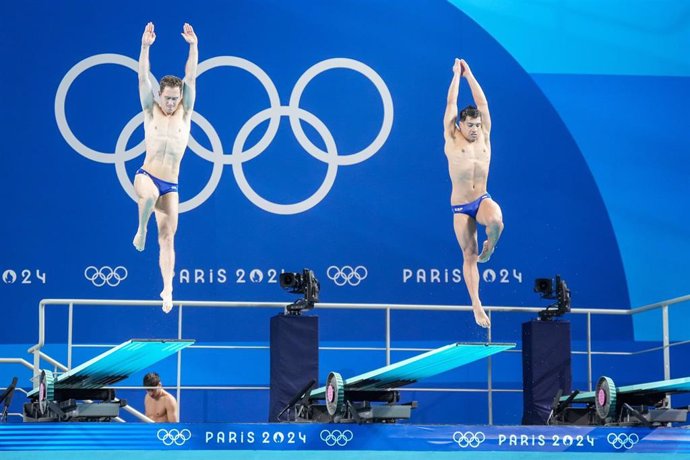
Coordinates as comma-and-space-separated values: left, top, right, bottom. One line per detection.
320, 429, 354, 447
452, 431, 486, 448
157, 428, 192, 446
55, 54, 394, 215
84, 265, 128, 287
606, 433, 639, 450
327, 265, 368, 286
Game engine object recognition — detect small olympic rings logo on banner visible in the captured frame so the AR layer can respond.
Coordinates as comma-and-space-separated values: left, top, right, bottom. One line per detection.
55, 54, 394, 215
157, 428, 192, 446
327, 265, 368, 286
452, 431, 486, 448
607, 433, 639, 450
320, 429, 354, 447
84, 265, 128, 287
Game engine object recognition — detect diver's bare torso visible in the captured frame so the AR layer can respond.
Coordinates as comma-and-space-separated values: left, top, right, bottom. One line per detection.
444, 128, 491, 204
145, 390, 176, 422
141, 103, 191, 183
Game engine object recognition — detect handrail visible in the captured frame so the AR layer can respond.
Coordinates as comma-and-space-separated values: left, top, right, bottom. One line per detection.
0, 358, 33, 371
630, 294, 690, 314
123, 405, 153, 423
30, 296, 690, 353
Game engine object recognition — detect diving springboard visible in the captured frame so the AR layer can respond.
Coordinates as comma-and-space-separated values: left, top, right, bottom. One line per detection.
311, 342, 515, 399
28, 339, 194, 397
560, 376, 690, 404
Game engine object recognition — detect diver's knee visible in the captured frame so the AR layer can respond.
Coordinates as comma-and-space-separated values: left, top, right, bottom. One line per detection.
158, 229, 175, 245
462, 246, 478, 262
485, 216, 503, 233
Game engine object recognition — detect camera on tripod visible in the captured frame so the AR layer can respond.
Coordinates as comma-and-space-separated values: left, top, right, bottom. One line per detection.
279, 269, 320, 315
534, 274, 571, 320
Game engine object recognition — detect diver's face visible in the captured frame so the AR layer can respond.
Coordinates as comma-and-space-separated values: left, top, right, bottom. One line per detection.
159, 86, 182, 114
459, 116, 481, 142
147, 385, 162, 398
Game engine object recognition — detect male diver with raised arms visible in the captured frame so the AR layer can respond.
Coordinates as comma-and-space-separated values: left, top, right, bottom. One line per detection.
443, 58, 504, 328
133, 22, 197, 313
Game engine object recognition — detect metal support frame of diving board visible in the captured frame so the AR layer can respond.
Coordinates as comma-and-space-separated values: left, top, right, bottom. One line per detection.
551, 375, 690, 426
292, 342, 515, 423
24, 339, 195, 422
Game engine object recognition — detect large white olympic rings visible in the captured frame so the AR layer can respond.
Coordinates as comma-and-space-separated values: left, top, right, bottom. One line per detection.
55, 54, 394, 214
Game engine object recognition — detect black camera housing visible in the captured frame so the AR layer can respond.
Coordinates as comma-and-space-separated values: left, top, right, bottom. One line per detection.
535, 275, 571, 320
279, 269, 320, 315
534, 278, 553, 296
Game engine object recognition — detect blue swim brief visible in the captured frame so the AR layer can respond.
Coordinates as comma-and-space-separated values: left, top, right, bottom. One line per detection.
135, 168, 178, 195
451, 193, 491, 220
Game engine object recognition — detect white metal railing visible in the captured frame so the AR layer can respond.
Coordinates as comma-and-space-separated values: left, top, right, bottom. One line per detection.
3, 295, 689, 424
0, 358, 32, 371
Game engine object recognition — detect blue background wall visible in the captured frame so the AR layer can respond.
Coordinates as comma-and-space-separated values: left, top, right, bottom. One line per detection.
1, 0, 688, 424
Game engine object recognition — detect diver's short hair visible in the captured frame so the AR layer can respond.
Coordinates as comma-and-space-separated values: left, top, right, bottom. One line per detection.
458, 105, 481, 122
143, 372, 161, 387
159, 75, 183, 93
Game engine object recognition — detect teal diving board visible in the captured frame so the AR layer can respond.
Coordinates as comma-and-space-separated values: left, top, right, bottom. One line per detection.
561, 376, 690, 403
311, 342, 515, 399
28, 339, 194, 397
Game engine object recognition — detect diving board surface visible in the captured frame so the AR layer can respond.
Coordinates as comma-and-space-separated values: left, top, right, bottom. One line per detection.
28, 339, 194, 396
561, 376, 690, 403
311, 342, 515, 398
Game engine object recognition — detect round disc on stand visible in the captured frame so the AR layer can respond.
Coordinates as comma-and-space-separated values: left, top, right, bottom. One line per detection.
595, 376, 617, 421
325, 371, 345, 417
